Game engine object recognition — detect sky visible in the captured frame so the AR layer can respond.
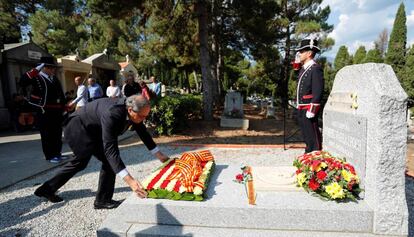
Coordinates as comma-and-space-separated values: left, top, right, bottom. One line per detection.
321, 0, 414, 60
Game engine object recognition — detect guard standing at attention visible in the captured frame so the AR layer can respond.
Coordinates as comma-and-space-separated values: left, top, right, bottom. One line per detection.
295, 38, 324, 153
20, 56, 67, 163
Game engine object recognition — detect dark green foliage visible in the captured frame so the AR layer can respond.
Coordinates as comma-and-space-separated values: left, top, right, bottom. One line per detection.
353, 46, 367, 65
399, 46, 414, 100
323, 62, 335, 99
385, 2, 407, 74
364, 49, 383, 63
334, 45, 351, 71
0, 0, 22, 44
29, 9, 88, 56
150, 94, 202, 135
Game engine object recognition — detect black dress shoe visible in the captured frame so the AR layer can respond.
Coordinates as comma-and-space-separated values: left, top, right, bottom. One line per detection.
94, 200, 123, 209
34, 186, 63, 203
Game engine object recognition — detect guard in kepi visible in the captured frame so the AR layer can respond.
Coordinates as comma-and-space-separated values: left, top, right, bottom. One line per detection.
19, 56, 67, 163
295, 38, 324, 153
34, 95, 170, 209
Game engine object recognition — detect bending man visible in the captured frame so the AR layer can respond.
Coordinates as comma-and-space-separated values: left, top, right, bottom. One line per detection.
34, 95, 169, 209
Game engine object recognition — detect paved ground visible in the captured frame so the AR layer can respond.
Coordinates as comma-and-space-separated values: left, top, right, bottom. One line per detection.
0, 130, 134, 189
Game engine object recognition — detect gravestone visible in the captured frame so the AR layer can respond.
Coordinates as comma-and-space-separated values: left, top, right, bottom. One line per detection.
223, 91, 243, 117
323, 63, 408, 236
220, 90, 249, 130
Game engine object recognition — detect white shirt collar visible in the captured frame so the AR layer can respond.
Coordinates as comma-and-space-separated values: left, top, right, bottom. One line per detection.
303, 59, 315, 70
39, 71, 51, 80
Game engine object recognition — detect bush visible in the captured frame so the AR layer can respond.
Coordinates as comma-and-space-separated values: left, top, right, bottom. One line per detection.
149, 94, 202, 135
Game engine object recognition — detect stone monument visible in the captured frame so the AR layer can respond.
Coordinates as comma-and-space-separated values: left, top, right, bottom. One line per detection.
97, 63, 409, 237
323, 63, 409, 236
220, 90, 249, 130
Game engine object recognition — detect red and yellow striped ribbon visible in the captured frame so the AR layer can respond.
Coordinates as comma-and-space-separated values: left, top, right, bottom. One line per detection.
167, 150, 214, 192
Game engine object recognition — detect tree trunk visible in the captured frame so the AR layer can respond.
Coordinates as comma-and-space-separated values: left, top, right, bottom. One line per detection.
193, 70, 200, 92
196, 0, 214, 120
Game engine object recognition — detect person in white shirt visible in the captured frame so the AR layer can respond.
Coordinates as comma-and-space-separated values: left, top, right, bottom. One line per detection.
69, 76, 88, 110
106, 79, 121, 98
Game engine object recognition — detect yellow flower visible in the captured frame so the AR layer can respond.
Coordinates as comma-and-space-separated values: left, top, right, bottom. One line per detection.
325, 182, 345, 199
341, 170, 352, 182
321, 162, 328, 169
296, 173, 307, 187
342, 170, 360, 183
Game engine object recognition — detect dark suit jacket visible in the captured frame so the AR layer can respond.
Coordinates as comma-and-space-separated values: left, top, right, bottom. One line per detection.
64, 98, 156, 174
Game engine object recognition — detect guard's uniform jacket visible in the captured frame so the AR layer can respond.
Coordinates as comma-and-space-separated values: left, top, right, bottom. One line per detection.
19, 68, 66, 111
296, 60, 324, 153
19, 68, 66, 160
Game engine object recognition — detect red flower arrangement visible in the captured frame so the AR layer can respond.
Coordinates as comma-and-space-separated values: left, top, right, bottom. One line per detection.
293, 151, 362, 201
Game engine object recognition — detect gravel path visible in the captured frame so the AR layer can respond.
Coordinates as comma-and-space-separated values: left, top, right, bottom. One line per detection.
0, 145, 413, 237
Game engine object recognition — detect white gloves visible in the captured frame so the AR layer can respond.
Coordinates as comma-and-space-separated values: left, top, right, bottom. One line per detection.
306, 111, 315, 119
36, 63, 45, 71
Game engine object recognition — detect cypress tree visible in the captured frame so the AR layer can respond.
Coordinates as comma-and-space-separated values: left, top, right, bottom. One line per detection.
353, 46, 367, 64
334, 45, 351, 71
400, 46, 414, 100
364, 49, 383, 63
385, 2, 407, 74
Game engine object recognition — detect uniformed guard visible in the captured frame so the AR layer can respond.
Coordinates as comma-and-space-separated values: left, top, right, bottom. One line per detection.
295, 38, 324, 153
20, 56, 67, 163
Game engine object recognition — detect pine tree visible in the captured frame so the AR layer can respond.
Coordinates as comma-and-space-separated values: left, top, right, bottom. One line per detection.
334, 45, 351, 71
353, 46, 367, 64
29, 9, 88, 57
0, 0, 21, 44
364, 49, 383, 63
385, 2, 407, 74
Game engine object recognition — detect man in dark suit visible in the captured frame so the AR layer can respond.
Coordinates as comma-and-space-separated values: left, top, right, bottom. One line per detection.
34, 95, 170, 209
122, 74, 141, 97
19, 56, 67, 163
295, 38, 324, 153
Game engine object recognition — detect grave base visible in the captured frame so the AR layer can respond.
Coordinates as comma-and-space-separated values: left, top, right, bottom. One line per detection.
96, 164, 399, 237
220, 116, 249, 130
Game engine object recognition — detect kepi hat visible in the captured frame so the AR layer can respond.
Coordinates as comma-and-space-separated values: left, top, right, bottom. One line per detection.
296, 38, 320, 53
39, 56, 59, 67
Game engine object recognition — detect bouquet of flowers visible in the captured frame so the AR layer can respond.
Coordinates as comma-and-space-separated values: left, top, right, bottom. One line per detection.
293, 151, 361, 201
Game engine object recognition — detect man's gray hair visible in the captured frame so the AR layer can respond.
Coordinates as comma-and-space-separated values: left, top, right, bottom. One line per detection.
126, 94, 150, 112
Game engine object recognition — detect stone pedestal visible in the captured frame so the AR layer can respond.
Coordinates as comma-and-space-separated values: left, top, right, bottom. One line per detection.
219, 117, 249, 130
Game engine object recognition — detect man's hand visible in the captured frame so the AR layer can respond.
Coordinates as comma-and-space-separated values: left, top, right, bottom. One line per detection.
154, 151, 169, 163
123, 175, 147, 198
306, 111, 315, 119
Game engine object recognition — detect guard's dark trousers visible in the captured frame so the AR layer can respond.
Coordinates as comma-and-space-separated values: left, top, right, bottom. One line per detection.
297, 109, 322, 153
37, 109, 63, 160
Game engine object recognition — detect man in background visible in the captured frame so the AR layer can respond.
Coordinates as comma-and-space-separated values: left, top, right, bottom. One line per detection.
149, 76, 161, 97
87, 76, 103, 101
68, 76, 88, 110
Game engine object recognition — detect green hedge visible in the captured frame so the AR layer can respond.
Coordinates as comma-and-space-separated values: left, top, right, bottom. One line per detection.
149, 94, 202, 135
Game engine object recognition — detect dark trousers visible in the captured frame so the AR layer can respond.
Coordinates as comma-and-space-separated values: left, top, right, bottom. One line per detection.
37, 109, 63, 160
42, 116, 116, 203
297, 109, 322, 153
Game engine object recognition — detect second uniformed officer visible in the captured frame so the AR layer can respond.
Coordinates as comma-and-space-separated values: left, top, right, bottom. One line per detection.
20, 56, 67, 163
295, 38, 324, 153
